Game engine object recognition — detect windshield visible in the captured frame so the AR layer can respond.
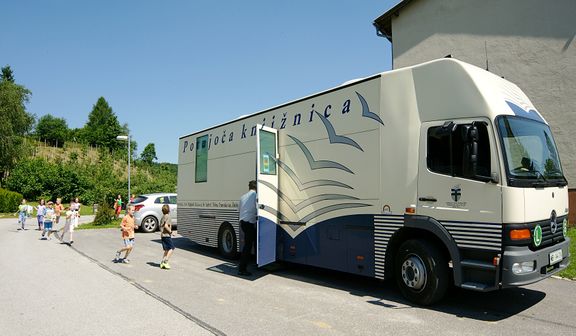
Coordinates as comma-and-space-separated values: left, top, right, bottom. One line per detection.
497, 116, 566, 187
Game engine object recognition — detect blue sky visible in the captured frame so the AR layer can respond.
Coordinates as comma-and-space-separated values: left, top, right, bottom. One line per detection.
1, 0, 396, 163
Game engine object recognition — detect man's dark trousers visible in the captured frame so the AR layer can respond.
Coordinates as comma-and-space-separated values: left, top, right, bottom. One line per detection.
239, 220, 256, 272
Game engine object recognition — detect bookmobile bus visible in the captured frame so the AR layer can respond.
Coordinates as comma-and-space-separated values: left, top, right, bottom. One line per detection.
177, 58, 570, 305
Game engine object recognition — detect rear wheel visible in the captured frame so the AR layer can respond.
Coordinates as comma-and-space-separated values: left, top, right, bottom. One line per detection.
218, 223, 238, 259
395, 239, 449, 305
140, 216, 159, 233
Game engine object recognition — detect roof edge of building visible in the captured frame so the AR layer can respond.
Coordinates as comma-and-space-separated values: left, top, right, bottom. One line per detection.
373, 0, 416, 42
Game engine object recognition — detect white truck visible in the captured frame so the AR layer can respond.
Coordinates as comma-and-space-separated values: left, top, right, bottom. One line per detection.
177, 58, 570, 305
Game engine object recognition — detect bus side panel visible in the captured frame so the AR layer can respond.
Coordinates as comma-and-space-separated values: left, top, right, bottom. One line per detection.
278, 215, 375, 277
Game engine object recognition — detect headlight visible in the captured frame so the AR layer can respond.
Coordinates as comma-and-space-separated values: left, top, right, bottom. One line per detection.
512, 261, 535, 274
563, 218, 568, 238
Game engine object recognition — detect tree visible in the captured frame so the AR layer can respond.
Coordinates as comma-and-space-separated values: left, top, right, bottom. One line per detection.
36, 114, 69, 147
140, 143, 157, 165
0, 66, 35, 183
1, 66, 15, 82
67, 127, 82, 143
81, 97, 124, 151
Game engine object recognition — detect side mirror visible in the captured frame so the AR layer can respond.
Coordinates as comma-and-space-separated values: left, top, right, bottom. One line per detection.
462, 123, 494, 183
461, 125, 478, 178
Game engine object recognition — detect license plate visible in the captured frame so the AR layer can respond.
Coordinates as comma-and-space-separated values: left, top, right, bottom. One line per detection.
549, 249, 563, 265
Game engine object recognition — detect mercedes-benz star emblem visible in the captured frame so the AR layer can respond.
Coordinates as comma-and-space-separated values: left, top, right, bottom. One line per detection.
550, 210, 558, 234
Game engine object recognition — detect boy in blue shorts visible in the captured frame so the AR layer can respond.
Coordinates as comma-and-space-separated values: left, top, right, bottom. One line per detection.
114, 205, 136, 263
41, 201, 56, 240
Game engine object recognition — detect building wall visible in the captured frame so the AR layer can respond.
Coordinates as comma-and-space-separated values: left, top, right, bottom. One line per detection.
389, 0, 576, 191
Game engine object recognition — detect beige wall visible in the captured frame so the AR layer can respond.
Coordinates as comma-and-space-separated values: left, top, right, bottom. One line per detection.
390, 0, 576, 186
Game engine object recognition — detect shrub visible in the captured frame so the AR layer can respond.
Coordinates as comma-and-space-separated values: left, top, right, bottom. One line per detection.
0, 188, 23, 213
93, 199, 115, 226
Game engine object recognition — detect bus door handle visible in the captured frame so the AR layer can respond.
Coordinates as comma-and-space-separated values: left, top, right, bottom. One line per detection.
259, 204, 265, 209
418, 197, 437, 202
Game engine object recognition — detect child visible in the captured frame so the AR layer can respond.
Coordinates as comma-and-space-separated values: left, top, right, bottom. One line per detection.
159, 204, 175, 269
58, 207, 74, 245
70, 197, 81, 228
114, 205, 135, 263
41, 201, 56, 240
17, 199, 28, 230
54, 198, 64, 226
35, 199, 46, 231
114, 194, 122, 219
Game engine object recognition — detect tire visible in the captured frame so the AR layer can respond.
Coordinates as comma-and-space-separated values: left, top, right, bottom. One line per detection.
218, 223, 238, 259
140, 215, 159, 233
395, 239, 449, 305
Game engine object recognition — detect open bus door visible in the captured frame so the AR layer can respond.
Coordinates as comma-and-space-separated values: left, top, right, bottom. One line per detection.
256, 125, 279, 267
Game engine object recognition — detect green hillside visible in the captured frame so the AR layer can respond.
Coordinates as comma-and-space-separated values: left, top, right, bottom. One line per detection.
3, 139, 176, 207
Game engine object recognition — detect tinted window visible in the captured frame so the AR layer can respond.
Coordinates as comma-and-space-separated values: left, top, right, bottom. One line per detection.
427, 122, 490, 180
169, 196, 177, 204
195, 135, 208, 182
132, 196, 147, 204
259, 130, 277, 175
155, 196, 170, 204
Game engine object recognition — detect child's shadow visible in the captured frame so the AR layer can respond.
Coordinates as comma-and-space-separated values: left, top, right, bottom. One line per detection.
146, 262, 161, 268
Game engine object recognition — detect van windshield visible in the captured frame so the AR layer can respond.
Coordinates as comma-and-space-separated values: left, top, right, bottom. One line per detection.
497, 116, 566, 187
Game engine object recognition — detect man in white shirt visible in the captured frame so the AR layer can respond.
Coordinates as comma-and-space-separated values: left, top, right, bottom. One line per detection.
238, 180, 257, 276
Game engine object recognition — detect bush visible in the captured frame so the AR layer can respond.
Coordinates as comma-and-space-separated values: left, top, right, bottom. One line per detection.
0, 188, 23, 213
93, 199, 115, 226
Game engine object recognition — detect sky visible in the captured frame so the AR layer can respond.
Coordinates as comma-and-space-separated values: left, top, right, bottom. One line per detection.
1, 0, 397, 163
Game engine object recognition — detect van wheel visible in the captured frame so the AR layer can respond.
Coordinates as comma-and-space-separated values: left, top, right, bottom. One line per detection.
141, 216, 158, 233
218, 223, 238, 259
395, 239, 449, 305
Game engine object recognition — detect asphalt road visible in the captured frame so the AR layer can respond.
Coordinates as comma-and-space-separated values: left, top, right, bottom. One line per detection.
1, 217, 575, 335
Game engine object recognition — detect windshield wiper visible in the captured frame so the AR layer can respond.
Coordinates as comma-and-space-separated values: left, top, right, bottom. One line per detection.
534, 170, 568, 187
531, 170, 548, 187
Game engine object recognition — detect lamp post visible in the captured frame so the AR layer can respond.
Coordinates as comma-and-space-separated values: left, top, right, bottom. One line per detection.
116, 135, 130, 207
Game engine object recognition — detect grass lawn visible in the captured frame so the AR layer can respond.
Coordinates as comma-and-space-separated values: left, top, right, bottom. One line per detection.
558, 226, 576, 280
77, 218, 121, 230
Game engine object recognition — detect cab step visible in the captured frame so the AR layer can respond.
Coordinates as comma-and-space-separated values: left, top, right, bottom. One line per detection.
461, 259, 496, 270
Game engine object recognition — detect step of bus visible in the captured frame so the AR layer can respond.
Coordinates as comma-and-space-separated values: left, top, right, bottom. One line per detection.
460, 282, 494, 291
460, 259, 497, 271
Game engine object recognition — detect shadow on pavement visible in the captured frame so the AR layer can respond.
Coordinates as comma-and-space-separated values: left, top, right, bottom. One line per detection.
153, 237, 264, 280
157, 237, 239, 262
272, 263, 546, 321
206, 262, 266, 281
165, 238, 546, 320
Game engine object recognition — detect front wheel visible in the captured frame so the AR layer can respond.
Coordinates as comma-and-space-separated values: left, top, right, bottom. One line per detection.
140, 216, 159, 233
218, 223, 238, 259
395, 239, 449, 305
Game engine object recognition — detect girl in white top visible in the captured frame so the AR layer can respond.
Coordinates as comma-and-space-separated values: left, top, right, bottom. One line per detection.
70, 197, 81, 228
59, 208, 74, 245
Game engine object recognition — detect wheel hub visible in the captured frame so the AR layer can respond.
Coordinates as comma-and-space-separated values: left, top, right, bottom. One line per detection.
401, 255, 427, 291
222, 230, 233, 252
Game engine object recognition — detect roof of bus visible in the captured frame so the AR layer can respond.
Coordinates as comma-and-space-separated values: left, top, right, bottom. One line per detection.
179, 58, 544, 139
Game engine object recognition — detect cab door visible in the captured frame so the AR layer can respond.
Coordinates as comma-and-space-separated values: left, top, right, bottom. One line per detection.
417, 120, 502, 248
256, 125, 279, 267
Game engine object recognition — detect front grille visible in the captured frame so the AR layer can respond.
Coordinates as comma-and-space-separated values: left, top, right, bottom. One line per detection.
535, 215, 566, 250
503, 215, 566, 250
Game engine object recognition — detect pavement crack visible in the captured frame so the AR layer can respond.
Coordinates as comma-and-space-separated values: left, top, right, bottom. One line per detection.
69, 245, 227, 336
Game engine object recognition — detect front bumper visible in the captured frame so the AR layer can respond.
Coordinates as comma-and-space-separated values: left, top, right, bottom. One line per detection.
501, 237, 570, 287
